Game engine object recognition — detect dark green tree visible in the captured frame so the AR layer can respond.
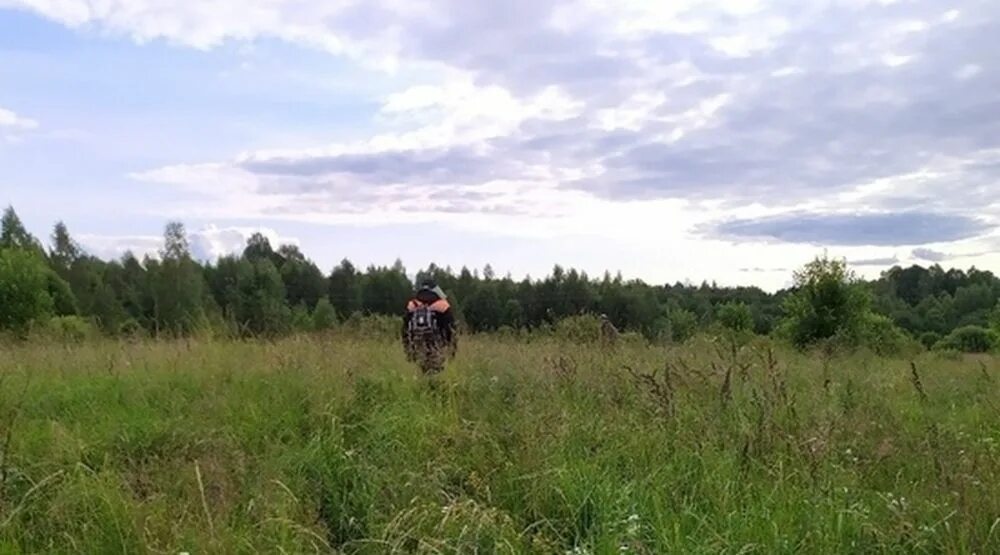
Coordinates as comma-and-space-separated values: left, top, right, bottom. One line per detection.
151, 222, 208, 335
716, 302, 753, 332
0, 248, 53, 334
329, 259, 363, 318
780, 254, 871, 347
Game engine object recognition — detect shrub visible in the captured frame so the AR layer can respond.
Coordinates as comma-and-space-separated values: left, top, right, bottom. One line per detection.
934, 325, 998, 353
667, 308, 698, 343
716, 302, 753, 332
919, 331, 942, 350
343, 312, 400, 340
34, 316, 98, 343
554, 314, 602, 344
857, 313, 920, 356
780, 254, 870, 348
290, 303, 312, 332
0, 248, 54, 335
312, 298, 338, 331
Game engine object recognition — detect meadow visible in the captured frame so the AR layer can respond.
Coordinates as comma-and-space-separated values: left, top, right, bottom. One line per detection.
0, 333, 998, 554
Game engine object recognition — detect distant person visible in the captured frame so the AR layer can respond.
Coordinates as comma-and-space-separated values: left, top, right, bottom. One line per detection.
600, 313, 620, 348
402, 279, 457, 374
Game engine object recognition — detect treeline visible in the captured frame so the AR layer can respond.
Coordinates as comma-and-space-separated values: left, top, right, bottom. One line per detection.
2, 206, 999, 350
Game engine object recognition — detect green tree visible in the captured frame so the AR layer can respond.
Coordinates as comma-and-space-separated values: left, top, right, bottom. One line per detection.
716, 301, 754, 332
1, 206, 43, 254
243, 232, 282, 267
152, 222, 208, 336
936, 325, 998, 353
278, 245, 327, 309
500, 298, 524, 329
361, 261, 411, 316
312, 297, 338, 331
49, 221, 83, 274
0, 248, 53, 334
780, 254, 871, 347
988, 303, 1000, 334
212, 254, 291, 336
329, 259, 363, 318
668, 308, 698, 342
465, 283, 502, 331
46, 271, 79, 316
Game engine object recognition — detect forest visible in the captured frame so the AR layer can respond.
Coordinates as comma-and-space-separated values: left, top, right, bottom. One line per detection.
2, 206, 999, 352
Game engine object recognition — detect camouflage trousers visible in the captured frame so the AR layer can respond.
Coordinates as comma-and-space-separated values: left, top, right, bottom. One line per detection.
404, 333, 449, 375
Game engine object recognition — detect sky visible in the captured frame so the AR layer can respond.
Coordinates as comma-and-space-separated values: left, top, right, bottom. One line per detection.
1, 0, 999, 291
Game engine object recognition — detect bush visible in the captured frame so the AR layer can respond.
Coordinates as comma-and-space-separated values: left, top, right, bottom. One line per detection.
780, 254, 870, 348
716, 302, 753, 332
312, 298, 338, 331
118, 318, 147, 339
290, 303, 312, 332
343, 312, 400, 340
667, 309, 698, 343
857, 313, 920, 356
934, 325, 998, 353
554, 314, 602, 344
0, 248, 54, 335
919, 331, 942, 350
33, 316, 98, 343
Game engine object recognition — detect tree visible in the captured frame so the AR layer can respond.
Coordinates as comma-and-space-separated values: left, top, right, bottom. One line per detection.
501, 299, 524, 329
780, 254, 871, 347
46, 271, 79, 316
278, 246, 327, 309
161, 221, 190, 260
0, 248, 53, 334
361, 263, 411, 316
1, 206, 43, 254
212, 254, 291, 336
464, 283, 502, 331
936, 325, 998, 353
114, 253, 154, 330
242, 257, 292, 336
329, 260, 363, 318
49, 221, 83, 273
667, 308, 698, 342
716, 301, 753, 332
152, 223, 208, 335
989, 303, 1000, 334
312, 297, 338, 331
243, 232, 281, 266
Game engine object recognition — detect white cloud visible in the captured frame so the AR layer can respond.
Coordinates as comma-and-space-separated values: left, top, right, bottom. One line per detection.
78, 225, 299, 262
8, 0, 1000, 285
955, 64, 982, 80
0, 107, 38, 130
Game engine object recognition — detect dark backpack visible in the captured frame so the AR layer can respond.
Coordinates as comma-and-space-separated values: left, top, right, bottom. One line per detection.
408, 304, 437, 335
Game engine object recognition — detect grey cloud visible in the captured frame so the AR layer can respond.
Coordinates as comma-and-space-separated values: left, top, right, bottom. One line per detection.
240, 146, 499, 185
849, 256, 900, 267
142, 0, 1000, 221
397, 0, 1000, 207
713, 212, 991, 246
912, 248, 950, 262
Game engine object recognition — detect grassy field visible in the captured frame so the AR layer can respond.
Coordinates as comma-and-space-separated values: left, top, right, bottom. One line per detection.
0, 334, 998, 554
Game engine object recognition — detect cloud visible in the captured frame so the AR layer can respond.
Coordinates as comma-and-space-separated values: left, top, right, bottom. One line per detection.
849, 256, 900, 267
712, 212, 991, 246
78, 225, 299, 262
0, 107, 38, 130
911, 247, 949, 262
9, 0, 1000, 284
187, 225, 299, 261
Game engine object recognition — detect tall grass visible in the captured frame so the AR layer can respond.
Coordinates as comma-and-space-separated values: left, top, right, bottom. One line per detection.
0, 334, 997, 553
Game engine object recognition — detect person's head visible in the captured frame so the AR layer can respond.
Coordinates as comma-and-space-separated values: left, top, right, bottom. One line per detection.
416, 279, 447, 300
